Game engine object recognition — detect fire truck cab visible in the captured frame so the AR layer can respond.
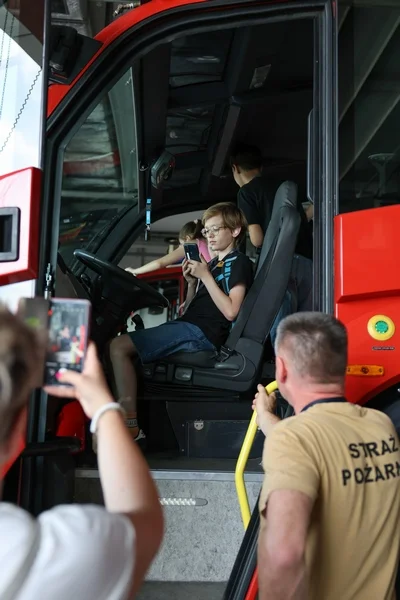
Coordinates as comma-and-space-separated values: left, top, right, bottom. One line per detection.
1, 0, 400, 596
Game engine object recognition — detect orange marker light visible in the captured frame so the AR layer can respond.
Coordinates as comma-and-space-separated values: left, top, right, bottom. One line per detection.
347, 365, 384, 376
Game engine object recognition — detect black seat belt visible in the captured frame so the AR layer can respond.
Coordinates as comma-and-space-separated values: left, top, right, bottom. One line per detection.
253, 247, 261, 273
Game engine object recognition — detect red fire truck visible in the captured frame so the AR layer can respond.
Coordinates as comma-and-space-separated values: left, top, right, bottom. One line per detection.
1, 0, 399, 597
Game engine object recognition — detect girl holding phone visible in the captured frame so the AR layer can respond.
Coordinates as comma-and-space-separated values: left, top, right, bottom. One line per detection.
126, 219, 214, 277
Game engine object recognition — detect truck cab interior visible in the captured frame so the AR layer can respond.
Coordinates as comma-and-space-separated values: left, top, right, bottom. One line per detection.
3, 2, 400, 594
50, 0, 385, 470
52, 12, 319, 466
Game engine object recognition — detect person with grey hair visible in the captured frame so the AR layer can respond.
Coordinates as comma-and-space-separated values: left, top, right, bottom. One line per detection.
253, 312, 400, 600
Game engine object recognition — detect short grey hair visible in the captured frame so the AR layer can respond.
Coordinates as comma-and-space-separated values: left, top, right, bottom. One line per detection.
274, 312, 347, 383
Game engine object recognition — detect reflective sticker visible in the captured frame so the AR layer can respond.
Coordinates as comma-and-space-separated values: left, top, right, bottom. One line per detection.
367, 315, 395, 341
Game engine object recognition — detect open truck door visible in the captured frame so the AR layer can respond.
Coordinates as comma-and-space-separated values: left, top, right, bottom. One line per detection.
0, 0, 49, 484
1, 1, 99, 510
0, 0, 47, 308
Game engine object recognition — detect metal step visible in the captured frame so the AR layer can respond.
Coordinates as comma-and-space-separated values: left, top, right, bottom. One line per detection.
137, 582, 226, 600
74, 461, 262, 582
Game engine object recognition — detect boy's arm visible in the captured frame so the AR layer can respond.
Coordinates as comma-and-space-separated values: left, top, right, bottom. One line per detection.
183, 281, 197, 313
201, 275, 246, 321
238, 188, 264, 248
187, 255, 251, 320
248, 224, 264, 248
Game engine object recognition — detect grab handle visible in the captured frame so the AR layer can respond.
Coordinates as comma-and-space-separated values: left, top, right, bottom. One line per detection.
235, 380, 278, 529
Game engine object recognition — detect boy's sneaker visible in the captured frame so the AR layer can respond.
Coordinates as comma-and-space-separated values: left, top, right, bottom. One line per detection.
134, 428, 147, 450
134, 429, 146, 442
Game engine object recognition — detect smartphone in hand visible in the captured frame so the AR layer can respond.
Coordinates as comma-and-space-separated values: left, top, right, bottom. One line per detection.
183, 242, 201, 262
19, 297, 91, 386
45, 298, 91, 385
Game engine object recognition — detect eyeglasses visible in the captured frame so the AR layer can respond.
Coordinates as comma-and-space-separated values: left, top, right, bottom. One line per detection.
201, 225, 228, 237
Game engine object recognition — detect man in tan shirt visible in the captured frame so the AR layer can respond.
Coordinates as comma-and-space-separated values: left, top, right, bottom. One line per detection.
254, 312, 400, 600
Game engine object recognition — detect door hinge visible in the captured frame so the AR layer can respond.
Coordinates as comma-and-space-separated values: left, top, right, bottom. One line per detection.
113, 2, 141, 18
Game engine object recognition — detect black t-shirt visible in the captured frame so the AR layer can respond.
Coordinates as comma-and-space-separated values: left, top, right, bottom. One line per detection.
238, 176, 274, 232
238, 176, 313, 260
295, 204, 313, 260
179, 250, 254, 348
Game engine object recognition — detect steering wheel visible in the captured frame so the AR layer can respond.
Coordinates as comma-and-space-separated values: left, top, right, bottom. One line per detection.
73, 249, 169, 308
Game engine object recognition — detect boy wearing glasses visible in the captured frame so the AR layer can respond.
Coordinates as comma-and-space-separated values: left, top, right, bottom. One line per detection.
109, 202, 254, 443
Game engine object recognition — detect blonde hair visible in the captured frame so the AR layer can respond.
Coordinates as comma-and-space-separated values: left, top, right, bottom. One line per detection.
202, 202, 248, 247
0, 306, 41, 444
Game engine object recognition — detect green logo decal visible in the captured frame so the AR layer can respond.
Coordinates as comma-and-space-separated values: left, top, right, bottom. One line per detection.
375, 320, 389, 334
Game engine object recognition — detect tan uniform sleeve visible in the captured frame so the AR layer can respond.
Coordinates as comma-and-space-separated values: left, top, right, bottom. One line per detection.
259, 420, 321, 517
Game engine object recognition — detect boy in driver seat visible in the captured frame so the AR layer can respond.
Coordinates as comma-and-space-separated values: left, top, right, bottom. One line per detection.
108, 202, 254, 442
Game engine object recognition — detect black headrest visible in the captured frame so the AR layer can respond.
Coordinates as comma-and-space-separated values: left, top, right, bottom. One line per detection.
256, 180, 298, 276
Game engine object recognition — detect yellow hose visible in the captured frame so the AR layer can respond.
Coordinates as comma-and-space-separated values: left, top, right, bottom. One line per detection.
235, 380, 278, 530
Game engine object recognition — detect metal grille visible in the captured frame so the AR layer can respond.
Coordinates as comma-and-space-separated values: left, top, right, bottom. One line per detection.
159, 497, 208, 507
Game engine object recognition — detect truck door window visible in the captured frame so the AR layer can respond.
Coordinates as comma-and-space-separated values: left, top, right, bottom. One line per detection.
58, 67, 138, 270
0, 2, 43, 175
338, 0, 400, 213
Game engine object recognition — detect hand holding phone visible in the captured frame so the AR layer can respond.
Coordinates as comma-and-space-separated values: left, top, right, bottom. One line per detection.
45, 298, 91, 386
44, 343, 113, 418
183, 242, 201, 262
19, 297, 91, 387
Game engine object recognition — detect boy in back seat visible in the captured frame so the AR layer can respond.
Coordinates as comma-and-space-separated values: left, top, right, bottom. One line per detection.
109, 202, 254, 442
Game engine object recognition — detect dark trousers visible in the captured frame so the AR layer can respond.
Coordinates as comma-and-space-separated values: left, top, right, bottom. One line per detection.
270, 254, 313, 345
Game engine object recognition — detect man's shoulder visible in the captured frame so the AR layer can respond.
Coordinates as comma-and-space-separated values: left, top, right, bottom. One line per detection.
362, 406, 399, 438
265, 412, 326, 453
262, 416, 321, 491
273, 403, 399, 446
265, 415, 302, 447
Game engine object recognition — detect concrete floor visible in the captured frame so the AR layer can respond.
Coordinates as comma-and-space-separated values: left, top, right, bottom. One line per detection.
74, 477, 260, 582
137, 582, 226, 600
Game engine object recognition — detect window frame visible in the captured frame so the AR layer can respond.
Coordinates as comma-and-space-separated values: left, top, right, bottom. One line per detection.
42, 1, 333, 291
337, 1, 400, 215
58, 65, 140, 275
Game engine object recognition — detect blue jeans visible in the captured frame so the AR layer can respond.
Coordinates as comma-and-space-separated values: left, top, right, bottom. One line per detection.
128, 320, 215, 364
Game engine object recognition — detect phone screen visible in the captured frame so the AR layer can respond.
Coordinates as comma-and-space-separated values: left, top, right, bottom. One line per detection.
45, 299, 91, 385
184, 242, 201, 262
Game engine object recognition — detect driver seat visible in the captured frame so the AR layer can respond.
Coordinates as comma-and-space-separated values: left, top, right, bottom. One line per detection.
140, 180, 301, 457
141, 180, 301, 393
